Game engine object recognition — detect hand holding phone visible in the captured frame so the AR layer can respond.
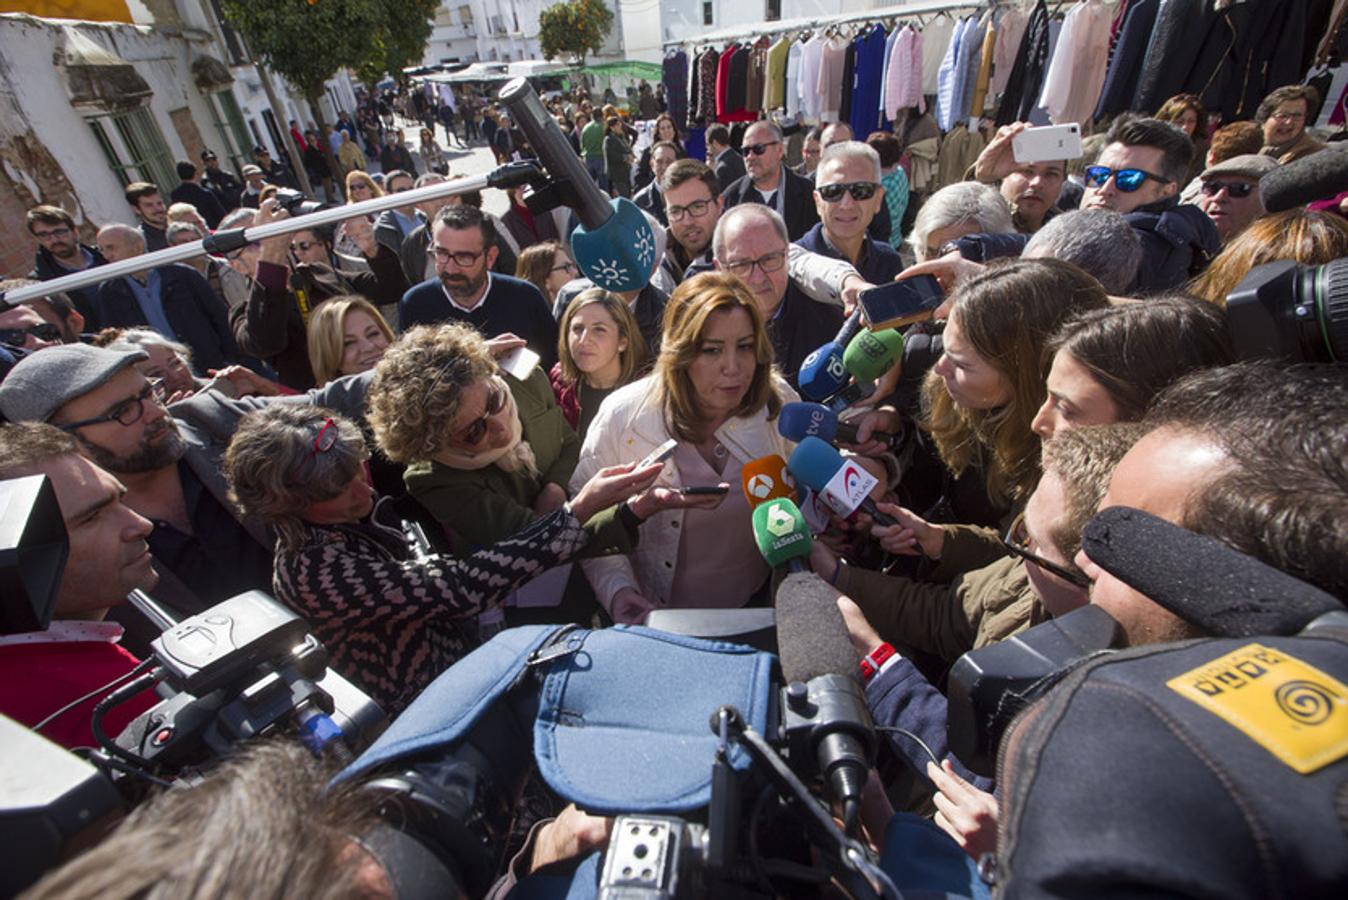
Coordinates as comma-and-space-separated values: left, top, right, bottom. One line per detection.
637, 438, 679, 470
859, 275, 944, 330
1012, 124, 1083, 165
680, 484, 731, 496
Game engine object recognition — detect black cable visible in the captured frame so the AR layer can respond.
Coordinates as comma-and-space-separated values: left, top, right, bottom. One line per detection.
72, 747, 174, 788
33, 657, 156, 733
875, 725, 940, 768
91, 672, 162, 774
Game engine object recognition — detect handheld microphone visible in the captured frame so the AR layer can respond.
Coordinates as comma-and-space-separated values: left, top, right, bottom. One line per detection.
787, 437, 896, 526
775, 570, 875, 832
833, 305, 866, 348
740, 454, 797, 507
842, 328, 903, 384
778, 402, 903, 451
497, 78, 656, 292
1260, 146, 1348, 213
797, 341, 849, 402
751, 497, 812, 571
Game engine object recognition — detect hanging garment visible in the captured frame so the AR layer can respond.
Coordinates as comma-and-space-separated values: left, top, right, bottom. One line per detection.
785, 40, 804, 117
936, 17, 971, 131
921, 14, 958, 96
995, 0, 1051, 125
936, 122, 987, 190
968, 13, 998, 119
746, 46, 767, 114
1131, 0, 1207, 114
885, 26, 925, 119
1039, 0, 1113, 125
801, 33, 827, 121
726, 44, 755, 121
715, 43, 737, 122
1093, 0, 1160, 120
663, 50, 689, 130
991, 6, 1029, 99
878, 23, 904, 127
839, 38, 857, 126
818, 36, 849, 122
695, 48, 720, 127
766, 37, 792, 111
956, 13, 989, 126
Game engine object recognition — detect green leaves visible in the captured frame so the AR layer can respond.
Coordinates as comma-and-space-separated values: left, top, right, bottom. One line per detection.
538, 0, 614, 66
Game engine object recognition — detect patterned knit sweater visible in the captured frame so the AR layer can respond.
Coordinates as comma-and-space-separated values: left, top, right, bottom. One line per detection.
273, 504, 589, 714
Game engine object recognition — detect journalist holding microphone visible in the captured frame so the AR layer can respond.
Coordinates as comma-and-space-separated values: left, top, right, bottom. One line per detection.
572, 272, 798, 623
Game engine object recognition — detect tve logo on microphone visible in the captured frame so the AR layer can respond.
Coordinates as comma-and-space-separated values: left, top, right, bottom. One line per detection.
819, 461, 878, 519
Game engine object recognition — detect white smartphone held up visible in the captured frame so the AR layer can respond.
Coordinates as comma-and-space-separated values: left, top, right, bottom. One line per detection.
498, 346, 542, 380
1012, 124, 1083, 164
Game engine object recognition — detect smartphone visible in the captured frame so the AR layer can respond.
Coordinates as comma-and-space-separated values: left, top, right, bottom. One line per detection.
638, 438, 679, 469
1012, 123, 1083, 164
681, 484, 730, 496
498, 346, 542, 380
859, 275, 944, 330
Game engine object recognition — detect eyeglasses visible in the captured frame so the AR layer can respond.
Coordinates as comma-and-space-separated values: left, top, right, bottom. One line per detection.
429, 246, 485, 267
817, 181, 881, 203
1200, 180, 1255, 199
743, 141, 781, 157
1270, 110, 1305, 122
58, 380, 165, 432
1083, 166, 1171, 192
291, 240, 320, 252
719, 249, 787, 278
455, 382, 507, 446
1001, 512, 1091, 589
0, 323, 61, 345
31, 226, 72, 241
226, 241, 261, 261
666, 198, 713, 222
292, 417, 339, 482
550, 261, 579, 274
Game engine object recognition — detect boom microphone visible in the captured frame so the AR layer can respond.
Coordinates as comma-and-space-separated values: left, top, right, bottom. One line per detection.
842, 329, 904, 383
787, 437, 896, 526
498, 78, 656, 293
1260, 146, 1348, 213
751, 497, 812, 571
775, 571, 875, 832
740, 454, 797, 507
778, 402, 903, 451
797, 341, 849, 402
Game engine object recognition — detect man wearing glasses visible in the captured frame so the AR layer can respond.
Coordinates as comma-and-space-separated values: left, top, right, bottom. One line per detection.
399, 204, 558, 370
0, 298, 63, 353
796, 141, 902, 285
26, 204, 106, 327
1193, 154, 1278, 244
721, 120, 820, 242
1081, 117, 1220, 292
712, 204, 842, 389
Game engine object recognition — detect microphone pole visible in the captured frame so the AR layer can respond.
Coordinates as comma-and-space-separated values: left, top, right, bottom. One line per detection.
0, 162, 545, 308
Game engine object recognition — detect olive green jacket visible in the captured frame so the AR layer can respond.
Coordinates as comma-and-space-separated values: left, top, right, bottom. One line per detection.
404, 367, 633, 558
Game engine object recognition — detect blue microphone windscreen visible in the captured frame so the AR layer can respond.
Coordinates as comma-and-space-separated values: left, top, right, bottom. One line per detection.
571, 196, 656, 293
797, 342, 848, 401
778, 402, 839, 443
787, 436, 846, 493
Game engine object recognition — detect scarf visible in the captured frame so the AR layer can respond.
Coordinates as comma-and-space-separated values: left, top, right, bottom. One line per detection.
433, 376, 540, 479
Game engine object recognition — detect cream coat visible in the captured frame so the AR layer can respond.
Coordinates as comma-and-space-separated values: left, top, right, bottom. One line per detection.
571, 374, 799, 612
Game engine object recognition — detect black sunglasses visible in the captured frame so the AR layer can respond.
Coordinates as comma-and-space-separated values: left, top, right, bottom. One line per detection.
1002, 512, 1091, 588
743, 141, 781, 156
817, 181, 881, 203
0, 323, 60, 345
457, 382, 507, 446
1084, 166, 1171, 192
1200, 180, 1255, 199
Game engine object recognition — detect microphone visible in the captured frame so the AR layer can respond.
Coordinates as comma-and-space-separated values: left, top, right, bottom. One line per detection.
842, 328, 903, 384
833, 305, 866, 348
740, 454, 798, 507
497, 78, 656, 293
751, 497, 812, 572
775, 570, 875, 832
797, 341, 849, 402
787, 437, 896, 526
1260, 147, 1348, 213
778, 402, 904, 451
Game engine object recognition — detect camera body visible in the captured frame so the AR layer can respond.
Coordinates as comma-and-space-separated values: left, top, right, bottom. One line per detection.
1226, 257, 1348, 362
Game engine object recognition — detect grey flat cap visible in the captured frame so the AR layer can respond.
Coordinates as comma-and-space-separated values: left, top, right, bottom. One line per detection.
1201, 153, 1280, 182
0, 344, 147, 423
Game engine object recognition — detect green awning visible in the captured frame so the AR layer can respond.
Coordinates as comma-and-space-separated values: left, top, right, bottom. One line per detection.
573, 61, 662, 81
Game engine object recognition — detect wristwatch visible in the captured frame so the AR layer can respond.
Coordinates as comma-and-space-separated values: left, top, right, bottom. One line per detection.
859, 642, 898, 683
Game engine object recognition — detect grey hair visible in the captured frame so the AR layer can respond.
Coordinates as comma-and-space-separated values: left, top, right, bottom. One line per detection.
817, 140, 882, 183
218, 207, 257, 230
908, 182, 1014, 262
105, 328, 195, 367
712, 204, 789, 262
165, 221, 205, 243
1024, 208, 1143, 295
224, 405, 368, 551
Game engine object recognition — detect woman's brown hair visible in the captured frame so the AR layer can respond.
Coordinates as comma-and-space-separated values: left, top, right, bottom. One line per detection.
921, 259, 1111, 506
557, 288, 649, 387
656, 272, 781, 442
516, 240, 564, 296
1188, 209, 1348, 305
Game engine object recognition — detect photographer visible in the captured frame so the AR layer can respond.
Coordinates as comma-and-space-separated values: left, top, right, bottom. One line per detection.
0, 424, 158, 748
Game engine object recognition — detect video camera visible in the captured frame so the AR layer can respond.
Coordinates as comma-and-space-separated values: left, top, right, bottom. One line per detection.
1227, 256, 1347, 362
0, 474, 386, 896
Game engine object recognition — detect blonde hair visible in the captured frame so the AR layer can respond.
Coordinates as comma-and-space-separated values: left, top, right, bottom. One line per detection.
1188, 209, 1348, 305
557, 288, 648, 386
305, 296, 396, 386
224, 406, 368, 551
655, 272, 780, 442
367, 323, 497, 463
921, 259, 1111, 507
345, 169, 384, 198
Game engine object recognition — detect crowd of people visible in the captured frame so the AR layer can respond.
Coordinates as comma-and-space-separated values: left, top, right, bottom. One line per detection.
3, 50, 1348, 899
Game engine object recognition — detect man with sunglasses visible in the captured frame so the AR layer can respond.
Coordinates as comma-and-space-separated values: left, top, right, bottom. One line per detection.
722, 120, 820, 242
1082, 117, 1220, 292
0, 300, 62, 353
1193, 154, 1277, 244
26, 204, 106, 327
796, 141, 902, 285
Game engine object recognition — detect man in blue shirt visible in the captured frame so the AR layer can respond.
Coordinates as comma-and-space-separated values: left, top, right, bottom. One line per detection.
795, 141, 902, 285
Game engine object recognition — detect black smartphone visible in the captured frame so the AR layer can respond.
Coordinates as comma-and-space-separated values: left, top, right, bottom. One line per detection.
681, 485, 731, 496
859, 275, 944, 330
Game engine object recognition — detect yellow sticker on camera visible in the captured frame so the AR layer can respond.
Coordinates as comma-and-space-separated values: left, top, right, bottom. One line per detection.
1167, 643, 1348, 774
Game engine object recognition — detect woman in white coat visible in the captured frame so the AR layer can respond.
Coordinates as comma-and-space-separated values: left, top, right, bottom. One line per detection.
571, 272, 798, 623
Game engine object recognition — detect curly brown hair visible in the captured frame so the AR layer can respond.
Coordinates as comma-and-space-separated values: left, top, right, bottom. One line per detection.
366, 323, 497, 464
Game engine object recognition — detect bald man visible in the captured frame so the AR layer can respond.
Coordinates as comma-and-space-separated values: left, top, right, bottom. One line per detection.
95, 223, 244, 372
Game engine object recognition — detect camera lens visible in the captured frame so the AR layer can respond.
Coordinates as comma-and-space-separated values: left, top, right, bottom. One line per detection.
1307, 257, 1348, 362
